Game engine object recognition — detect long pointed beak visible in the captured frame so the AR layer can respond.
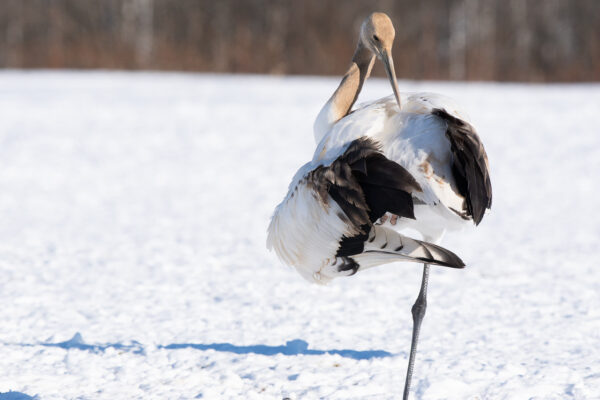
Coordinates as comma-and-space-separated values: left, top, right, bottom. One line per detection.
380, 49, 401, 109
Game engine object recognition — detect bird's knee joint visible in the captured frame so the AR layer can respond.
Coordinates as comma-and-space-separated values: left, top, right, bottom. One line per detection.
411, 300, 427, 318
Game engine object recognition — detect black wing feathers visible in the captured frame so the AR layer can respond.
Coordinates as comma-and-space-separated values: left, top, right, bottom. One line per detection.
308, 137, 420, 258
355, 153, 420, 222
432, 109, 492, 225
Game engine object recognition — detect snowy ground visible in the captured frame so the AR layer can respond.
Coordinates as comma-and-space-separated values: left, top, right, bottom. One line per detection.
0, 71, 599, 399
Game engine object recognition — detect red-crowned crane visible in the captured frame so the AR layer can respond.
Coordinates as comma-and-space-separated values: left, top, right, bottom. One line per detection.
268, 12, 491, 399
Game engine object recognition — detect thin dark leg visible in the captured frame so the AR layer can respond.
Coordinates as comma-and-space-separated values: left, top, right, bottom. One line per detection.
402, 264, 430, 400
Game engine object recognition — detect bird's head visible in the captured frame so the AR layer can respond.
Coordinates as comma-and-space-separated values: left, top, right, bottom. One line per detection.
359, 12, 401, 108
360, 12, 395, 56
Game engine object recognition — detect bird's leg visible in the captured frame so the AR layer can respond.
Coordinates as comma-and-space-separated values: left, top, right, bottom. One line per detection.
402, 264, 430, 400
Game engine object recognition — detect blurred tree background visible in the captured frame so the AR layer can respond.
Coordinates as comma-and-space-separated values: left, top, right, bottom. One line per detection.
0, 0, 598, 81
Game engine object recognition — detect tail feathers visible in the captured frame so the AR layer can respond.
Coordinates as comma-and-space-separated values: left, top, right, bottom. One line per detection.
353, 225, 465, 269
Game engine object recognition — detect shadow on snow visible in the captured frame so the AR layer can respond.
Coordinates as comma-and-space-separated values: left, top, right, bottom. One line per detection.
159, 339, 392, 360
14, 333, 393, 360
22, 333, 145, 355
0, 392, 38, 400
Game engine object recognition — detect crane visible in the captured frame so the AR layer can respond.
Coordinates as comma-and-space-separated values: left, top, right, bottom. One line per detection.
268, 12, 491, 399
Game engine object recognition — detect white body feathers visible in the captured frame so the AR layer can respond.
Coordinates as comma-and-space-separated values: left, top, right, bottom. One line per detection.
267, 93, 476, 284
314, 92, 477, 239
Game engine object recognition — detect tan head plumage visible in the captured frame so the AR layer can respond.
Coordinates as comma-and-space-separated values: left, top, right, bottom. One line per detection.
359, 12, 401, 107
360, 12, 396, 56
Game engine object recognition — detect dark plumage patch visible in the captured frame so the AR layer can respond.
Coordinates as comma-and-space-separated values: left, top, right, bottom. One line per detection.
336, 228, 369, 257
432, 109, 492, 225
336, 257, 360, 275
307, 137, 421, 258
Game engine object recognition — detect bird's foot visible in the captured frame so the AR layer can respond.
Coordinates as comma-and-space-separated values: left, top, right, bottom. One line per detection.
378, 213, 399, 225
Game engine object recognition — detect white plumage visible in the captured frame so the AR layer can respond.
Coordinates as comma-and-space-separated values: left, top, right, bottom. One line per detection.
314, 92, 489, 242
267, 126, 468, 284
267, 164, 358, 283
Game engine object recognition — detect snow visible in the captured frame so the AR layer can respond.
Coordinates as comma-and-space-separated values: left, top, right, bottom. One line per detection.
0, 71, 599, 399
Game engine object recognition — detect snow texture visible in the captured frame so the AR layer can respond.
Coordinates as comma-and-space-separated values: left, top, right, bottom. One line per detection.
0, 71, 599, 399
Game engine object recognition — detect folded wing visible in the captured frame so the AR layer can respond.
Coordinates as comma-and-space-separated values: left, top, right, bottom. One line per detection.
267, 137, 464, 284
432, 109, 492, 225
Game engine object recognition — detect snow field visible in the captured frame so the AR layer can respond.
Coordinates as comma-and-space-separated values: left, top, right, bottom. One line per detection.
0, 71, 599, 399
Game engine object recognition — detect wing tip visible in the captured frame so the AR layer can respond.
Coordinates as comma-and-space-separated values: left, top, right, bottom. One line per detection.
434, 107, 492, 226
419, 241, 466, 269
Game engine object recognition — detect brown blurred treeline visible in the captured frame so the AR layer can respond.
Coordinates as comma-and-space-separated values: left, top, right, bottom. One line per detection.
1, 0, 599, 82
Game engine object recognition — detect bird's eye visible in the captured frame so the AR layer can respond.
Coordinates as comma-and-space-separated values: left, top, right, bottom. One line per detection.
373, 35, 380, 42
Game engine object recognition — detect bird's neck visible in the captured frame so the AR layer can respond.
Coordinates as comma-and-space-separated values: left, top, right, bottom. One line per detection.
314, 43, 375, 142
